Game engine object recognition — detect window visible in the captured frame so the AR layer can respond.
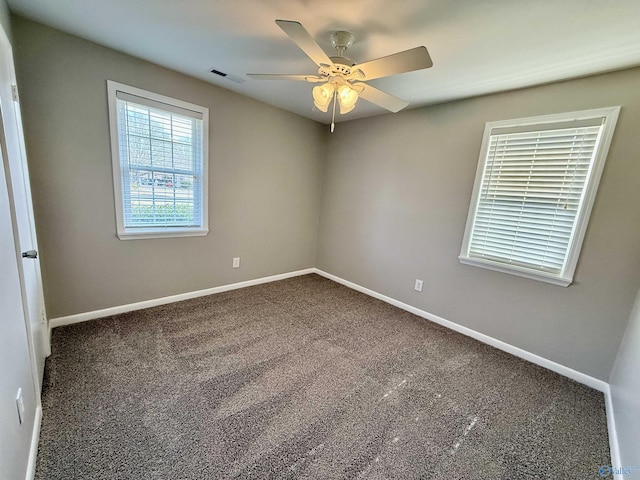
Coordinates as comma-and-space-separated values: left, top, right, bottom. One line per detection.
107, 81, 209, 239
459, 107, 620, 286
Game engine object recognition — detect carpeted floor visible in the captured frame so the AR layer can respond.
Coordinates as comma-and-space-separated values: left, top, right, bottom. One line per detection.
36, 274, 610, 479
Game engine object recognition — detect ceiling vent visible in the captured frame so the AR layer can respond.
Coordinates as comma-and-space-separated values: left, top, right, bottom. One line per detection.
210, 68, 245, 84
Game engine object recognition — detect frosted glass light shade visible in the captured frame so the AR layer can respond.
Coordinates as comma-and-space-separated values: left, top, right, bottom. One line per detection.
312, 83, 333, 112
339, 103, 355, 114
337, 84, 358, 114
313, 99, 329, 112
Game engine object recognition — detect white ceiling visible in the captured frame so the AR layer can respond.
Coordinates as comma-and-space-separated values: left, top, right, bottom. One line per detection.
8, 0, 640, 124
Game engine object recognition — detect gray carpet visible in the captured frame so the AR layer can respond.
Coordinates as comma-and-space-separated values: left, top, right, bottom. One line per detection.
36, 274, 610, 479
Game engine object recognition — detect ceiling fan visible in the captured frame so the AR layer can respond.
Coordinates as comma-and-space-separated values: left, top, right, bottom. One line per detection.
248, 20, 433, 131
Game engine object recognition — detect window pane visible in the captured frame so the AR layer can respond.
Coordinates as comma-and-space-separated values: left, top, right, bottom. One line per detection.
116, 94, 204, 230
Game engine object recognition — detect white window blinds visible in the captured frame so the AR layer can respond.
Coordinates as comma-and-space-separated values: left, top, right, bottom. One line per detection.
460, 107, 620, 286
108, 81, 209, 239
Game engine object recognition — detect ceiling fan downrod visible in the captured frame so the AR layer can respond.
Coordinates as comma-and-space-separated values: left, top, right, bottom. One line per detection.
331, 31, 355, 58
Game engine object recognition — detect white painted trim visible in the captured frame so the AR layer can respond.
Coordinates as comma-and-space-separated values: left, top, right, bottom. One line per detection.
458, 256, 572, 287
458, 106, 621, 288
116, 228, 209, 241
315, 270, 621, 467
25, 404, 42, 480
47, 267, 620, 468
49, 268, 315, 329
312, 268, 608, 392
106, 80, 209, 240
604, 385, 624, 479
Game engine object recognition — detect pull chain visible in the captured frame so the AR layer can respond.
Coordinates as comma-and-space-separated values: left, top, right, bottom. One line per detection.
330, 90, 337, 133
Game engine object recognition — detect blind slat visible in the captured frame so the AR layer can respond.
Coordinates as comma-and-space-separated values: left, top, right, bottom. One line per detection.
467, 123, 603, 273
118, 97, 204, 229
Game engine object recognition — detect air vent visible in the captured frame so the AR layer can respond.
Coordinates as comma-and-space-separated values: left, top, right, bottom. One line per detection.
210, 68, 245, 84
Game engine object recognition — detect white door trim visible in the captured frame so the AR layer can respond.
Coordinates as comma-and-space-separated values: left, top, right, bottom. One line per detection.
0, 25, 50, 390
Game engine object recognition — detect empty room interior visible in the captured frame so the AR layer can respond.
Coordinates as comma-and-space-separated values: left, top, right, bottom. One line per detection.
1, 1, 640, 478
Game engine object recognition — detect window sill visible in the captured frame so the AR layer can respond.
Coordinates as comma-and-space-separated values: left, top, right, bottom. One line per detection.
117, 228, 209, 240
458, 256, 572, 287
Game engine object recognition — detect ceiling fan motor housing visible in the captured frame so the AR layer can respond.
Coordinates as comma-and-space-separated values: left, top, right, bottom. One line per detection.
328, 59, 354, 71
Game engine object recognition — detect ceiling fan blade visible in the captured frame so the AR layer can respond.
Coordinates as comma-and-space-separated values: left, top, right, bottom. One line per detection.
247, 74, 324, 82
355, 46, 432, 81
275, 20, 334, 67
355, 83, 409, 113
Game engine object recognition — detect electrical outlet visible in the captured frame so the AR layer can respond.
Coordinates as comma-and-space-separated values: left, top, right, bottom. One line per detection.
232, 257, 240, 268
414, 279, 423, 292
16, 388, 24, 424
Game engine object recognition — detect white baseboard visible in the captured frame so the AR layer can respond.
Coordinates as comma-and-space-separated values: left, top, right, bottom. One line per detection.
604, 385, 624, 478
25, 404, 42, 480
312, 268, 608, 392
313, 270, 626, 469
52, 266, 608, 391
49, 268, 315, 329
47, 266, 618, 467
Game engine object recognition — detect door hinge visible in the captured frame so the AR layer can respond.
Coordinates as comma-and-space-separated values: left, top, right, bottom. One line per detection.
11, 85, 19, 102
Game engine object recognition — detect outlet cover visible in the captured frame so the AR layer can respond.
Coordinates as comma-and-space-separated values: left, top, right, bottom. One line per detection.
414, 279, 423, 292
232, 257, 240, 268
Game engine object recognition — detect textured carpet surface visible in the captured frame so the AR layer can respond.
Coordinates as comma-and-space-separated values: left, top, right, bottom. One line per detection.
36, 274, 610, 479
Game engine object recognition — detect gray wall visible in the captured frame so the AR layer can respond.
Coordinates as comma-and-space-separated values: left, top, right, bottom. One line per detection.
610, 288, 640, 465
12, 15, 640, 383
317, 68, 640, 381
12, 17, 325, 318
0, 0, 9, 39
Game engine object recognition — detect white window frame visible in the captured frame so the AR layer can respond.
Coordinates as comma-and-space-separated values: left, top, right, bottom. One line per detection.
459, 106, 620, 286
107, 80, 209, 240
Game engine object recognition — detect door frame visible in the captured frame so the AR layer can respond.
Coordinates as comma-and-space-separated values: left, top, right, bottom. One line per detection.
0, 23, 49, 400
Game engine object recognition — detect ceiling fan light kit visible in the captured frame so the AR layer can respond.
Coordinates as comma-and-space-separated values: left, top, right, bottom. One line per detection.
312, 77, 361, 113
248, 20, 433, 131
